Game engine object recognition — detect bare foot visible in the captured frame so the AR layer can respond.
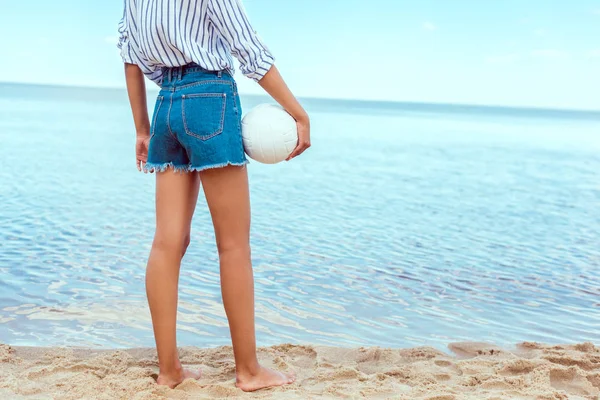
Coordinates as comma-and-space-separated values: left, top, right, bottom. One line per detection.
156, 367, 202, 389
236, 365, 296, 392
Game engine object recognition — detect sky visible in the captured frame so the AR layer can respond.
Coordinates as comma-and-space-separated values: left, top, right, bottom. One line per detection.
1, 0, 599, 110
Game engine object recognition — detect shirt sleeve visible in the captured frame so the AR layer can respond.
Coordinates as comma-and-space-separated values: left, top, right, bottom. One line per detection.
207, 0, 275, 81
117, 3, 164, 86
117, 8, 136, 65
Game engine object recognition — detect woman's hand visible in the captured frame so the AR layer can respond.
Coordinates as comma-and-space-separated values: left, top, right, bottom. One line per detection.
136, 134, 151, 172
287, 116, 311, 161
124, 63, 152, 172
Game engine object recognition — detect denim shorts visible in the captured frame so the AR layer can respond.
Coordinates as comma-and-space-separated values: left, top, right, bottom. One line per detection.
144, 63, 248, 173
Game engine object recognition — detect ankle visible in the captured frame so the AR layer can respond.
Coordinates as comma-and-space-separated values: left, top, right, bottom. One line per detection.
236, 361, 261, 377
159, 363, 183, 377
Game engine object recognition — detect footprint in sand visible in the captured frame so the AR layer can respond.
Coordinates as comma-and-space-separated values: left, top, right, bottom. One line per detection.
434, 360, 453, 367
587, 372, 600, 389
498, 359, 537, 375
433, 359, 463, 377
549, 367, 597, 397
433, 373, 452, 382
425, 395, 456, 400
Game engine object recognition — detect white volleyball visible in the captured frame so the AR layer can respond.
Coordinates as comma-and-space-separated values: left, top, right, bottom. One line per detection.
241, 104, 298, 164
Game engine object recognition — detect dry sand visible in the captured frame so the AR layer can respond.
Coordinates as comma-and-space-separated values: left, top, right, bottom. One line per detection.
0, 341, 599, 399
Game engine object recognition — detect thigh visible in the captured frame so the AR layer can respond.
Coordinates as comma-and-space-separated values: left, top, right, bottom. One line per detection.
155, 170, 201, 245
199, 165, 250, 251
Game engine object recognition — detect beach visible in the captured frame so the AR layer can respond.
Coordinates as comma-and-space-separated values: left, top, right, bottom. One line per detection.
1, 341, 599, 399
2, 0, 600, 398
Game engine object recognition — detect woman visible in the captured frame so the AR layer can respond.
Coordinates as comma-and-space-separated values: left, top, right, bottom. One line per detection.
117, 0, 310, 392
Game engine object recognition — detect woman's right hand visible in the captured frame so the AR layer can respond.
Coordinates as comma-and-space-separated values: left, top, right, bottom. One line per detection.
287, 115, 311, 161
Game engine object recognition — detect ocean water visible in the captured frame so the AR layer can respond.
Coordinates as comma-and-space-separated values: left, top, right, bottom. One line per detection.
0, 82, 599, 351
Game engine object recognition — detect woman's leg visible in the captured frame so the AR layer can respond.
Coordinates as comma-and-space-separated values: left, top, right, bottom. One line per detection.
199, 165, 295, 392
146, 170, 202, 388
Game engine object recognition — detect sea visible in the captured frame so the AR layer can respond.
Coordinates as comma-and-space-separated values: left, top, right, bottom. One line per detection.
0, 82, 599, 351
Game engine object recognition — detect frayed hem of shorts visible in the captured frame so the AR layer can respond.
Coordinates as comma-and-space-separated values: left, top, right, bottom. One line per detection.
188, 160, 249, 172
144, 160, 249, 173
143, 162, 189, 173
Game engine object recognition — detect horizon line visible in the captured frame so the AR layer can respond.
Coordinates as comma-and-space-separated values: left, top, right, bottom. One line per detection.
1, 80, 599, 115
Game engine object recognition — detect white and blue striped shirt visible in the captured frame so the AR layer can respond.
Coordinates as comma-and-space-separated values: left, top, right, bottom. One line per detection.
117, 0, 275, 85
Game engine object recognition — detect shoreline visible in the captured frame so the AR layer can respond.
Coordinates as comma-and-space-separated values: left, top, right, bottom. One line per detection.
1, 341, 599, 399
1, 81, 600, 118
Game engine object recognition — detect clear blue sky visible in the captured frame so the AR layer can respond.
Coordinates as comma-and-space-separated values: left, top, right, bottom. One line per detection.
1, 0, 599, 109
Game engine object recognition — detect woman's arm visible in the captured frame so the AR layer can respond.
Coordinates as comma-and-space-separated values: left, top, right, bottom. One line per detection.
124, 63, 151, 171
258, 66, 311, 160
125, 63, 149, 134
208, 0, 310, 159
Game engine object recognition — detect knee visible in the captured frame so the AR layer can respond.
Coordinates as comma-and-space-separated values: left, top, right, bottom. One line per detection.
153, 233, 188, 256
216, 239, 250, 259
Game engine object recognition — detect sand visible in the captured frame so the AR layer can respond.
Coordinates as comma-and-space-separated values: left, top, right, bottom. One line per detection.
0, 341, 599, 399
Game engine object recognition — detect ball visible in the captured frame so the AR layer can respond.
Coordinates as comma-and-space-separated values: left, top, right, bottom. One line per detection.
241, 104, 298, 164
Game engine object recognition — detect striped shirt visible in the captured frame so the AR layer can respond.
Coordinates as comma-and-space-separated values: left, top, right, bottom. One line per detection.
117, 0, 275, 86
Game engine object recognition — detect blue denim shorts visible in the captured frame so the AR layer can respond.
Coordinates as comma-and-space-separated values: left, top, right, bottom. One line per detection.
144, 64, 248, 173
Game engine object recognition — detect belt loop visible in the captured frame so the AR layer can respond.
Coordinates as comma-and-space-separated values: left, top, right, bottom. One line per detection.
217, 70, 222, 78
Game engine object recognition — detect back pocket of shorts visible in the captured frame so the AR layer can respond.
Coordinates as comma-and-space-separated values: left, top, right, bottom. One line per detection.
182, 93, 227, 140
